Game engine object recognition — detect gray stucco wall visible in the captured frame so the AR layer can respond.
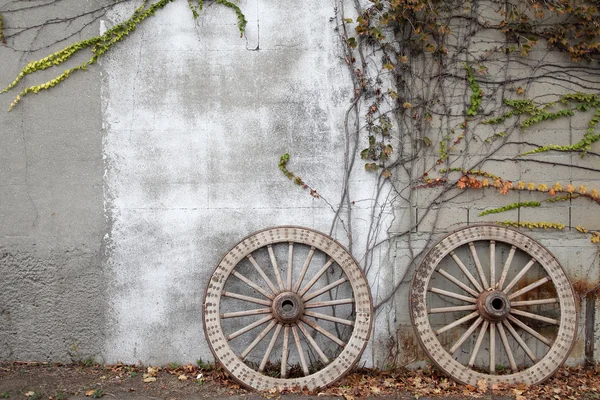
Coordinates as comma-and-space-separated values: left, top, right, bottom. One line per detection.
1, 0, 600, 371
0, 0, 106, 361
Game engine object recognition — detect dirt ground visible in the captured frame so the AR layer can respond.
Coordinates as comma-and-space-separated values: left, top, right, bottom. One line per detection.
1, 362, 599, 400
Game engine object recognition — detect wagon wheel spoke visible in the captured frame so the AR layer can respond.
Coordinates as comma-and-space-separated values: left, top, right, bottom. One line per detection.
298, 321, 330, 364
502, 319, 537, 363
410, 225, 576, 386
292, 325, 309, 376
468, 242, 488, 289
305, 298, 355, 309
468, 320, 489, 368
301, 317, 346, 347
507, 315, 553, 346
267, 245, 285, 291
259, 324, 282, 372
227, 315, 273, 341
204, 227, 372, 391
241, 320, 277, 359
247, 254, 278, 295
281, 325, 290, 378
497, 246, 516, 290
508, 276, 551, 300
303, 277, 348, 302
287, 242, 294, 291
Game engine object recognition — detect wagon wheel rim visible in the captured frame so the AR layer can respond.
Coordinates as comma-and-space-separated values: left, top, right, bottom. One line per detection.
203, 226, 373, 391
410, 224, 577, 386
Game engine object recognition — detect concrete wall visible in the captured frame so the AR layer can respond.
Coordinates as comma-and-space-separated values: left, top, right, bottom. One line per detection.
1, 0, 600, 371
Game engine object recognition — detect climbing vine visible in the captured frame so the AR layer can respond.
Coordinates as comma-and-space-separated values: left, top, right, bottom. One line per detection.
0, 0, 246, 111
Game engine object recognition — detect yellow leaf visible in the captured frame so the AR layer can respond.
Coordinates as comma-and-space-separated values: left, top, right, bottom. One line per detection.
146, 366, 159, 377
24, 392, 36, 397
403, 102, 412, 109
85, 390, 96, 397
477, 379, 488, 393
178, 374, 188, 381
143, 376, 157, 383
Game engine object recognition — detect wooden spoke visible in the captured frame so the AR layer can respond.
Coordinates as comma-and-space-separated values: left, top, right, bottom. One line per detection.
292, 325, 309, 376
429, 287, 477, 303
259, 324, 283, 372
489, 323, 496, 374
241, 320, 277, 359
304, 310, 354, 326
303, 277, 348, 302
227, 315, 273, 341
293, 246, 315, 292
497, 246, 516, 290
502, 258, 536, 294
267, 245, 285, 291
429, 305, 477, 313
287, 242, 294, 290
223, 291, 271, 306
221, 308, 271, 319
449, 317, 484, 354
503, 319, 537, 363
301, 317, 346, 347
298, 321, 330, 364
497, 322, 518, 372
489, 240, 496, 288
511, 298, 558, 307
508, 276, 551, 300
280, 326, 290, 378
450, 251, 484, 293
437, 268, 480, 297
507, 315, 552, 346
436, 311, 479, 335
468, 320, 490, 368
299, 259, 334, 297
468, 242, 488, 289
231, 270, 274, 300
510, 309, 559, 325
305, 298, 355, 309
247, 254, 278, 295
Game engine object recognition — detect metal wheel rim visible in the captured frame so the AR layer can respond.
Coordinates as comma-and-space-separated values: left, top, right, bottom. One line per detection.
203, 226, 373, 391
410, 224, 577, 386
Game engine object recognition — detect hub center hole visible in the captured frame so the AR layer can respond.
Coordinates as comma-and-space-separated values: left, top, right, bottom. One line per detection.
282, 300, 294, 312
492, 298, 504, 311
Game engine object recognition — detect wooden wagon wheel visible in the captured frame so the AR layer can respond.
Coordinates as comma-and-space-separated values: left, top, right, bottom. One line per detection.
410, 224, 577, 385
203, 226, 373, 391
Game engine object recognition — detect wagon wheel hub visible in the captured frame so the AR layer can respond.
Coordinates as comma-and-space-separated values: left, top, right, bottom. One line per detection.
272, 292, 304, 324
477, 290, 511, 322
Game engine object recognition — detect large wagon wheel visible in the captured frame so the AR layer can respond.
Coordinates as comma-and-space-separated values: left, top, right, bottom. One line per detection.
203, 226, 372, 391
410, 225, 577, 385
